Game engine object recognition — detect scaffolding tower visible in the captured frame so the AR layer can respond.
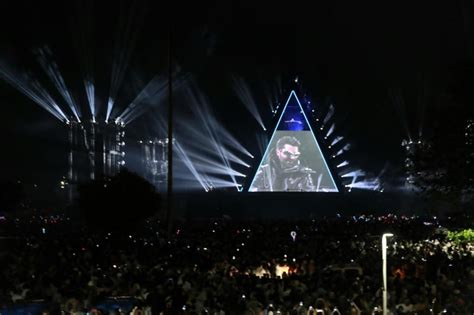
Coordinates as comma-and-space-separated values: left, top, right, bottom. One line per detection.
66, 119, 125, 201
139, 138, 174, 190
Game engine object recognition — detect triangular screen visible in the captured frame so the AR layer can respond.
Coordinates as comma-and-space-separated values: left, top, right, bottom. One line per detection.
249, 91, 339, 192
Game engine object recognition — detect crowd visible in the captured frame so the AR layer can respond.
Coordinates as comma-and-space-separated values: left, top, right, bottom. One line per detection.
0, 213, 473, 314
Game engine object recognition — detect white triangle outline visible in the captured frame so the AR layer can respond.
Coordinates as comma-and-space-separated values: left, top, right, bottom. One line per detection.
248, 90, 339, 192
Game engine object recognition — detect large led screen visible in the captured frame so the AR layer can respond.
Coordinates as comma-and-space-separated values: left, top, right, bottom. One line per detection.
248, 91, 339, 192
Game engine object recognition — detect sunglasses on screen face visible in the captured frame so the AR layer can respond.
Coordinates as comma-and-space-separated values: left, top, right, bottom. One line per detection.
281, 150, 300, 159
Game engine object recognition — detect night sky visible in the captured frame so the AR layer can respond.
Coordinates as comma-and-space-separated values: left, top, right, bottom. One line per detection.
0, 1, 470, 195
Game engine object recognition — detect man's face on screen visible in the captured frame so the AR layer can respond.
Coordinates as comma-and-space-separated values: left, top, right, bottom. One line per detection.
276, 144, 300, 168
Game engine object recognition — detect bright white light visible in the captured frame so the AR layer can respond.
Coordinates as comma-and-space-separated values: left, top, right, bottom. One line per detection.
0, 65, 70, 122
117, 75, 168, 124
231, 75, 267, 132
345, 180, 380, 191
326, 123, 335, 138
275, 264, 290, 277
84, 80, 95, 118
148, 83, 254, 192
331, 136, 344, 146
337, 161, 349, 168
106, 97, 114, 123
341, 170, 365, 178
35, 47, 82, 122
323, 104, 335, 124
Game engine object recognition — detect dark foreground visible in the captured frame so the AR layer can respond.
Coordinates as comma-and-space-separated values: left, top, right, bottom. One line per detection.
0, 213, 473, 314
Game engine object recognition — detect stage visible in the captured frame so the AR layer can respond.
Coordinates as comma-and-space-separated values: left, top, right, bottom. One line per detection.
172, 190, 422, 220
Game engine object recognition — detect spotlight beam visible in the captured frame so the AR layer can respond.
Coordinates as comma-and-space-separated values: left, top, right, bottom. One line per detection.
150, 115, 211, 191
263, 78, 282, 113
179, 151, 247, 177
256, 133, 269, 156
199, 176, 239, 188
322, 104, 335, 126
71, 0, 95, 119
84, 79, 95, 120
0, 63, 69, 123
118, 75, 167, 124
231, 75, 267, 131
346, 180, 380, 190
193, 162, 247, 178
335, 144, 351, 157
389, 88, 412, 141
211, 118, 254, 158
35, 47, 81, 122
337, 160, 350, 168
341, 170, 365, 178
174, 140, 210, 191
185, 84, 240, 188
119, 73, 189, 125
325, 123, 335, 138
30, 79, 70, 121
264, 83, 274, 112
149, 81, 251, 191
106, 0, 146, 122
178, 122, 250, 167
331, 136, 344, 146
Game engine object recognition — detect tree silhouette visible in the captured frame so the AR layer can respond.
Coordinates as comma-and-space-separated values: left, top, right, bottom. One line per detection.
0, 180, 24, 212
77, 169, 161, 230
409, 62, 474, 213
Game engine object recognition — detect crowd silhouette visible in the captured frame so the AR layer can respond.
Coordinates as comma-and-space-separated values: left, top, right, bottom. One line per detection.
1, 213, 473, 314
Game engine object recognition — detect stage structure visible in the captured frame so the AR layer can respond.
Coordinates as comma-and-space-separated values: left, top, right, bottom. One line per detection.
466, 119, 474, 147
0, 39, 172, 200
139, 138, 175, 190
67, 119, 126, 200
249, 90, 339, 192
401, 138, 430, 187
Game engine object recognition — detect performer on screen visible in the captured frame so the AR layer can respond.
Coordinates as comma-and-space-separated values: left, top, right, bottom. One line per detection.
251, 136, 316, 191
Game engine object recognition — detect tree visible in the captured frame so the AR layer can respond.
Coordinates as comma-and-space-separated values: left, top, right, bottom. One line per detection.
408, 62, 474, 214
77, 169, 161, 230
0, 180, 24, 212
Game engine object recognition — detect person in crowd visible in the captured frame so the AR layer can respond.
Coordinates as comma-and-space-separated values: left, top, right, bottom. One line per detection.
1, 213, 473, 314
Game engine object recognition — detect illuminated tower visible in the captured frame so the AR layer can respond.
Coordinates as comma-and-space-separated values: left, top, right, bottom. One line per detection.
66, 119, 125, 201
139, 138, 174, 190
401, 138, 430, 187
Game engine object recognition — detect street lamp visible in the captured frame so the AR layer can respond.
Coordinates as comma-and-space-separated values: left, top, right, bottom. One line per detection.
382, 233, 394, 315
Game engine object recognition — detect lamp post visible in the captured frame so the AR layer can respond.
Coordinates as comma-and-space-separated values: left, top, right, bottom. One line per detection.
166, 23, 173, 237
382, 233, 394, 315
